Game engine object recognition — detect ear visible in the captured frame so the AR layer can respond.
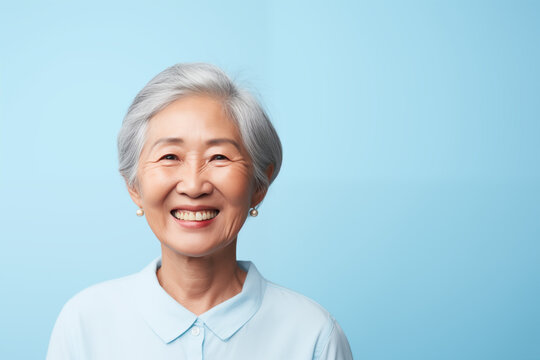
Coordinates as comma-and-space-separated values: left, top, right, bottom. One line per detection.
126, 181, 143, 209
251, 164, 274, 208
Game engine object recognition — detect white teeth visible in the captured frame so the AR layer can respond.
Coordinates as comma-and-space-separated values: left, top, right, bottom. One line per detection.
173, 210, 218, 221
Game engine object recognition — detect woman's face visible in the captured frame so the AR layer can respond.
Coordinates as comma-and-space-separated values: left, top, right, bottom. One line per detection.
128, 95, 263, 257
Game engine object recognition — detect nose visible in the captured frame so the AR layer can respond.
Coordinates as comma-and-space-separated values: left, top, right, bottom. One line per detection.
175, 160, 213, 198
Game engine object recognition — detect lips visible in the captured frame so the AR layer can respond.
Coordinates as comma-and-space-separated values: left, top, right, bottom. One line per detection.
171, 209, 219, 221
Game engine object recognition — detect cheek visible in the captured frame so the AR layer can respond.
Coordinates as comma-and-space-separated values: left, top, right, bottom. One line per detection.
139, 168, 177, 205
212, 166, 254, 206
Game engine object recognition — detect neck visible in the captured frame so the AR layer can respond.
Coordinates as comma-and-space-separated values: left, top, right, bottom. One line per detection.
156, 239, 247, 315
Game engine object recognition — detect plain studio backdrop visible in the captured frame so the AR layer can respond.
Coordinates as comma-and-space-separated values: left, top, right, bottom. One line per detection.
1, 1, 539, 359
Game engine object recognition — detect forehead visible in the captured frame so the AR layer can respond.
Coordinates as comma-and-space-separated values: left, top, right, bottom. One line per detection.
145, 95, 241, 143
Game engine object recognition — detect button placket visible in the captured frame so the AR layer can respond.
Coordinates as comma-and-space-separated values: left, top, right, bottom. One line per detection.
191, 326, 201, 336
183, 323, 204, 360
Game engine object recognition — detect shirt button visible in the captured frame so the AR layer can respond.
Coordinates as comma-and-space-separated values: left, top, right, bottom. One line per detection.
191, 326, 200, 336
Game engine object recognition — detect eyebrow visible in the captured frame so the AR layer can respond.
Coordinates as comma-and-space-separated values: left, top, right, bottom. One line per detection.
206, 138, 242, 151
150, 137, 241, 151
150, 137, 184, 150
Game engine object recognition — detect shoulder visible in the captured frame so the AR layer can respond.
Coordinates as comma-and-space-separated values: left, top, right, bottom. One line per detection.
47, 272, 142, 359
262, 282, 340, 352
263, 280, 333, 324
258, 280, 353, 359
54, 271, 141, 329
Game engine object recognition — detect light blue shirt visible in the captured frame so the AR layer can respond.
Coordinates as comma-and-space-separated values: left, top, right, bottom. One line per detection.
47, 258, 353, 359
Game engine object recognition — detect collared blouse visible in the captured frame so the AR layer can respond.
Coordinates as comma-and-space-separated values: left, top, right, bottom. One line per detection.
47, 258, 353, 359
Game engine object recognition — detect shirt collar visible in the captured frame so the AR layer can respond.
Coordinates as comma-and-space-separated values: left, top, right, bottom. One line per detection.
135, 257, 266, 344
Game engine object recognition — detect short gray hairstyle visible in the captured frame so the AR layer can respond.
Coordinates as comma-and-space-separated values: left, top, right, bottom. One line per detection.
118, 63, 282, 194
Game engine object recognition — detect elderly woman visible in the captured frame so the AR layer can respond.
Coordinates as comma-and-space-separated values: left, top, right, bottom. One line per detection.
47, 63, 353, 360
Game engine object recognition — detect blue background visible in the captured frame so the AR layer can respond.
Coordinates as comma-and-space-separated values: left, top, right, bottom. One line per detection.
1, 1, 539, 359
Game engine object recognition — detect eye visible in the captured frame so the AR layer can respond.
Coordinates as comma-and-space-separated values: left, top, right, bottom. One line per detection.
160, 154, 178, 161
211, 154, 229, 161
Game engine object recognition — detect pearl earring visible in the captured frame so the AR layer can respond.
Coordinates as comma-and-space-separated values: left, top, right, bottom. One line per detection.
136, 208, 144, 217
249, 208, 258, 217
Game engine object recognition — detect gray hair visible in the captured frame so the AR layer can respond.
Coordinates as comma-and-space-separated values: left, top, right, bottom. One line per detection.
117, 63, 282, 194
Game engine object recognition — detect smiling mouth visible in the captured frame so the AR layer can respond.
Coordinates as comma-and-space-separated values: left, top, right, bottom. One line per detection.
171, 209, 219, 221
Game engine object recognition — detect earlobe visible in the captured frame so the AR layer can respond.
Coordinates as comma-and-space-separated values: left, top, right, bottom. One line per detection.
250, 164, 274, 208
251, 187, 268, 208
126, 181, 143, 208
